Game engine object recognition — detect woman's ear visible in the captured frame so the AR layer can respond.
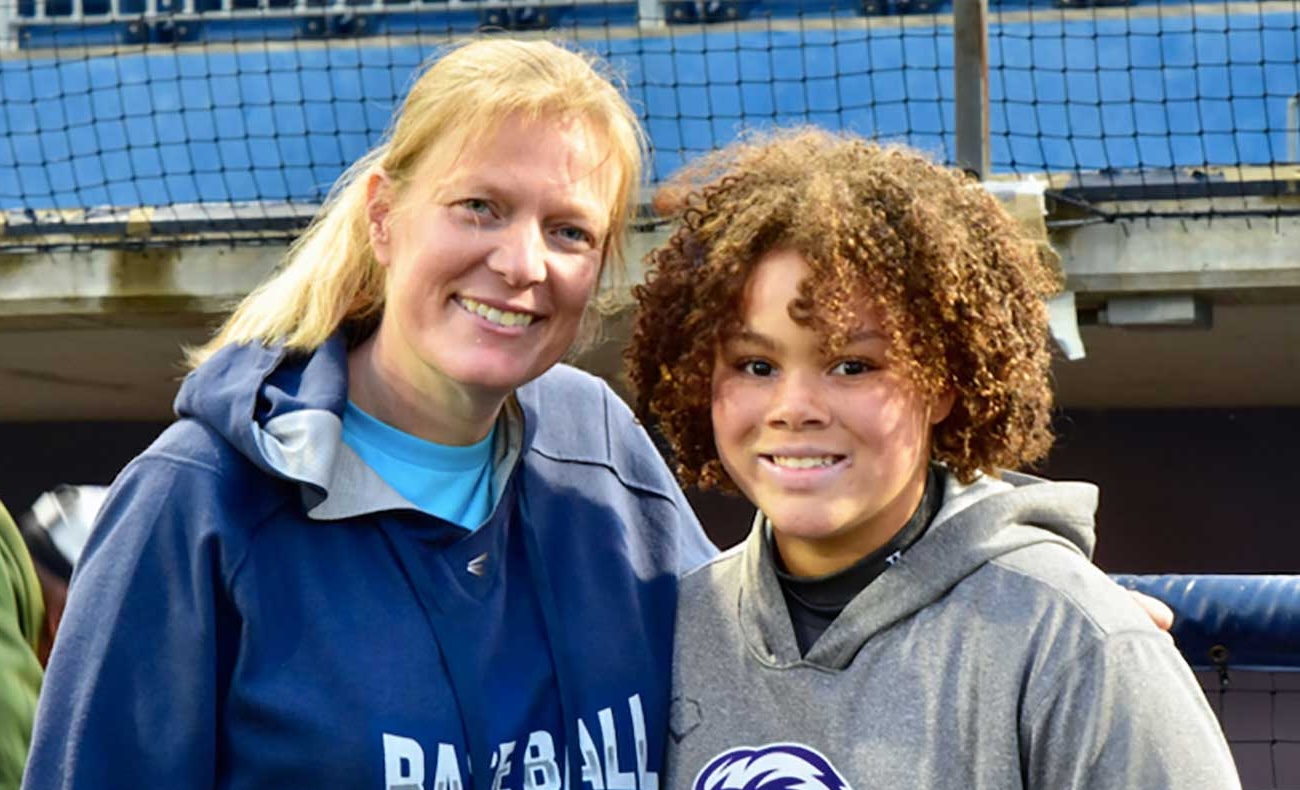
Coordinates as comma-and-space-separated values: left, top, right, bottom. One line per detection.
929, 387, 956, 426
366, 170, 395, 266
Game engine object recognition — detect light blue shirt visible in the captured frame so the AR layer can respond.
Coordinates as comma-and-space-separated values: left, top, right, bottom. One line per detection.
341, 400, 496, 531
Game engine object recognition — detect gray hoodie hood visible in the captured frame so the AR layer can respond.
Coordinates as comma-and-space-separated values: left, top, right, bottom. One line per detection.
738, 471, 1097, 670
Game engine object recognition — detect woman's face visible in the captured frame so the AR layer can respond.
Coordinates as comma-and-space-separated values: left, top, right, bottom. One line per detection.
710, 249, 952, 577
367, 113, 617, 403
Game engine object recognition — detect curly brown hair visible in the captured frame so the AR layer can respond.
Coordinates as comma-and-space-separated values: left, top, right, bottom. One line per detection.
627, 127, 1062, 490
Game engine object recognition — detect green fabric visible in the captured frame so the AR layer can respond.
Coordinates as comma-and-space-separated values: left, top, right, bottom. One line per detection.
0, 499, 44, 789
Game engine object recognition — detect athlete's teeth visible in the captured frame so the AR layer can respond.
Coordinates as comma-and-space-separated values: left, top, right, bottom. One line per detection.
461, 298, 533, 328
771, 456, 837, 469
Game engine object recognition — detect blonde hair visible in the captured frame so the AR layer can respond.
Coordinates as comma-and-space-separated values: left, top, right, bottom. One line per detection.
187, 38, 645, 369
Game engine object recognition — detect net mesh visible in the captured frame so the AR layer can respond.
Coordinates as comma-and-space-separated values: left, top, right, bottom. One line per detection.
1, 0, 1297, 245
1201, 669, 1300, 790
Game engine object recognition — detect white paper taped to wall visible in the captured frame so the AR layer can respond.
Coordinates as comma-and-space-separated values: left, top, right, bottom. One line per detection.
1047, 291, 1086, 361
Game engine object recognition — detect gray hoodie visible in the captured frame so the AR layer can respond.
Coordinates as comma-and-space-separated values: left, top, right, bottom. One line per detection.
666, 472, 1240, 789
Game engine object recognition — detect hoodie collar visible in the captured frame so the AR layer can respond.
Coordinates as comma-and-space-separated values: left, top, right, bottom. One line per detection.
738, 470, 1099, 670
175, 334, 525, 523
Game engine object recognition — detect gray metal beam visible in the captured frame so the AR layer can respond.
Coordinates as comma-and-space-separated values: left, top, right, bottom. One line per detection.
953, 0, 989, 179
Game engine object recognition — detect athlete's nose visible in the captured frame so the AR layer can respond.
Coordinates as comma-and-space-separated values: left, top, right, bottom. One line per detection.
766, 370, 830, 430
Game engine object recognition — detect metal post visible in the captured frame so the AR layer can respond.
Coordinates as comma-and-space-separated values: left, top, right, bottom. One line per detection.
954, 0, 990, 179
1288, 94, 1299, 164
1288, 94, 1299, 195
0, 0, 14, 51
636, 0, 663, 27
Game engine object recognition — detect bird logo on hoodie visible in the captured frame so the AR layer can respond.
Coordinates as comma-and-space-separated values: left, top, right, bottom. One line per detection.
693, 743, 851, 790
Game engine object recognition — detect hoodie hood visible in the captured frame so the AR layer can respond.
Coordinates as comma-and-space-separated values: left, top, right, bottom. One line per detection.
177, 336, 346, 488
175, 335, 360, 517
174, 336, 521, 521
739, 470, 1098, 669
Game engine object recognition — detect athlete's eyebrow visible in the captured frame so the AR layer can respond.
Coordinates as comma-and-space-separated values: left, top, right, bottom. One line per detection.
726, 330, 778, 351
844, 329, 887, 344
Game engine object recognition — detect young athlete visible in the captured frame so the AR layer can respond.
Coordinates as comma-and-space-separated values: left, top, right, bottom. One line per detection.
628, 128, 1241, 789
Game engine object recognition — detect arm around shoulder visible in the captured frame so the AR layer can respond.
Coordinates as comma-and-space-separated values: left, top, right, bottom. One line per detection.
1024, 630, 1242, 789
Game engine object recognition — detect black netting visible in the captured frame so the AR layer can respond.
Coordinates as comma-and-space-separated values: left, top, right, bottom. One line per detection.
1, 0, 1297, 248
1202, 669, 1300, 790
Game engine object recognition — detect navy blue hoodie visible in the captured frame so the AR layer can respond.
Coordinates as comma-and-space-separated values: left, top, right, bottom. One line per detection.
24, 334, 716, 789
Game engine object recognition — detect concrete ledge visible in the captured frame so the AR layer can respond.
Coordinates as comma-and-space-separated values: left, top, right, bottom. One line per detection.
1054, 214, 1300, 295
0, 245, 279, 327
4, 209, 1299, 327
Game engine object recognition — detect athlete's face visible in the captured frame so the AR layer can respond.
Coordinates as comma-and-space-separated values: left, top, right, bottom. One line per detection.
367, 113, 617, 402
710, 249, 952, 577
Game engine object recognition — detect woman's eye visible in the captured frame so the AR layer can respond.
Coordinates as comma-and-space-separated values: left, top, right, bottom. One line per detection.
556, 226, 595, 246
739, 359, 775, 377
831, 359, 874, 376
459, 198, 493, 216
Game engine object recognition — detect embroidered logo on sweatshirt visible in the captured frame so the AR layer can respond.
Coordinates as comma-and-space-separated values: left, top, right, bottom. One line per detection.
693, 743, 851, 790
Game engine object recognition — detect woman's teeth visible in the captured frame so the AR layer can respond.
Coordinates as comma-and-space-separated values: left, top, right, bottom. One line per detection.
770, 456, 839, 469
459, 297, 535, 328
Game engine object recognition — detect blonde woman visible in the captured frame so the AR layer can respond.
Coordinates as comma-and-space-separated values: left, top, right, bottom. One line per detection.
25, 40, 713, 789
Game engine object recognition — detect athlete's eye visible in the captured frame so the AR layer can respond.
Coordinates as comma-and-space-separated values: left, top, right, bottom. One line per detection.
830, 358, 876, 376
738, 359, 775, 377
